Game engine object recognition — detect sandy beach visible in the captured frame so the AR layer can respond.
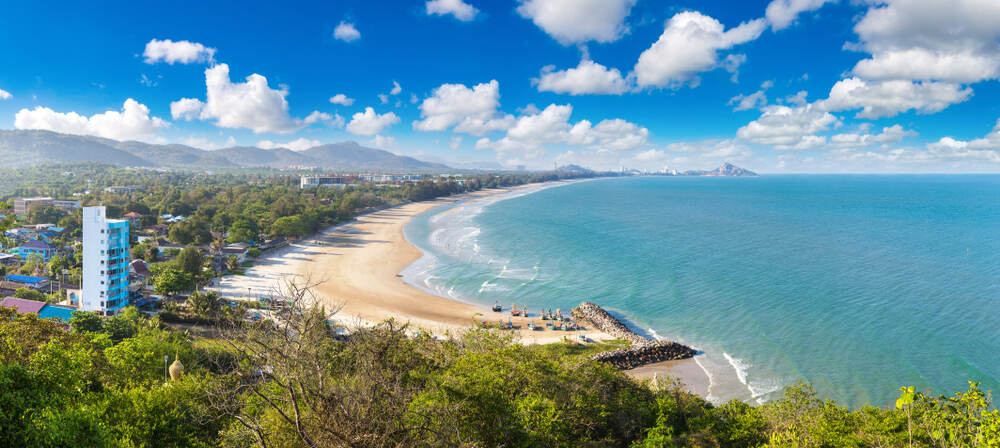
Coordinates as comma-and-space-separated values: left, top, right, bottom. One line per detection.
209, 183, 709, 394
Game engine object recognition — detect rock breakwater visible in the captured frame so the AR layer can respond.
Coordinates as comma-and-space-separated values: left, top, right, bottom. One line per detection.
571, 301, 696, 369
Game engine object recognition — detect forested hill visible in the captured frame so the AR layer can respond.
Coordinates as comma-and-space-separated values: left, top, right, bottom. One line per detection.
0, 130, 450, 171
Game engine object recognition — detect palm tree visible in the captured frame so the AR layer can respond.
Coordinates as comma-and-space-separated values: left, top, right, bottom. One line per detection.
225, 255, 240, 272
210, 238, 225, 255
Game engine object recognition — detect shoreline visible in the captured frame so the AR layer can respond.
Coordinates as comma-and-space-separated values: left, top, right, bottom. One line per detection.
209, 180, 710, 396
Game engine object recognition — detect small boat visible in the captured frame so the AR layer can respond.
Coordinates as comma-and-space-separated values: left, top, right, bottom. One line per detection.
511, 304, 521, 317
527, 321, 536, 331
492, 302, 502, 312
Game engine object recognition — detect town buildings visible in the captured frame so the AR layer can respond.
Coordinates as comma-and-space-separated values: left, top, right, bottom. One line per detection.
13, 197, 82, 217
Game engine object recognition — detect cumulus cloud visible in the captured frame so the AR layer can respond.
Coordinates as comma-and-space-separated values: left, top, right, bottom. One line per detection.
849, 0, 1000, 83
0, 89, 11, 100
334, 21, 361, 42
765, 0, 836, 30
346, 107, 400, 135
170, 98, 205, 120
413, 80, 514, 135
303, 111, 333, 125
634, 11, 766, 89
535, 59, 630, 95
728, 80, 773, 111
928, 118, 1000, 152
516, 0, 637, 44
14, 98, 168, 141
634, 149, 665, 161
390, 81, 402, 95
737, 104, 839, 150
368, 134, 396, 148
426, 0, 479, 21
180, 136, 236, 150
819, 77, 972, 119
143, 38, 216, 64
170, 63, 307, 134
829, 124, 917, 148
476, 103, 649, 156
664, 138, 754, 160
329, 94, 355, 106
257, 138, 322, 151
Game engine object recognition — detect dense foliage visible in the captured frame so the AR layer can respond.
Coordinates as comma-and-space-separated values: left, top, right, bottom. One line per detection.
1, 287, 997, 447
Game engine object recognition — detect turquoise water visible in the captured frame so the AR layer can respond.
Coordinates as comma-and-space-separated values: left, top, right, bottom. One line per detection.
402, 176, 1000, 407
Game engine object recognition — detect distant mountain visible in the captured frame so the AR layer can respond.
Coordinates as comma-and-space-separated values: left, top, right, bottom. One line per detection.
0, 130, 451, 171
557, 164, 593, 173
705, 162, 757, 177
683, 162, 758, 177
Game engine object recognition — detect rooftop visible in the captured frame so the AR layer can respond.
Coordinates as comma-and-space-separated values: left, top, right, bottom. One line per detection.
20, 239, 55, 250
6, 274, 50, 285
1, 297, 46, 314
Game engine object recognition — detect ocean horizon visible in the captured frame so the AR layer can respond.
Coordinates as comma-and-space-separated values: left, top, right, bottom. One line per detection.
403, 175, 1000, 407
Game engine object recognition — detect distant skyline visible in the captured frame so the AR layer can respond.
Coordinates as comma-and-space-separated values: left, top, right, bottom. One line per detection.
2, 0, 1000, 173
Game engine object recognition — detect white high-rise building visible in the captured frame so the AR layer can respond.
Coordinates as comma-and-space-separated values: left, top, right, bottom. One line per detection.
81, 206, 130, 316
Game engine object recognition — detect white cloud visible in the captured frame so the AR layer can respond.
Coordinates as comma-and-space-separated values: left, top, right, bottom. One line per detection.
535, 59, 630, 95
928, 118, 1000, 152
449, 135, 463, 149
303, 111, 332, 125
849, 0, 1000, 83
334, 22, 361, 42
0, 89, 11, 100
819, 77, 972, 119
737, 104, 839, 150
179, 136, 236, 150
368, 134, 396, 148
257, 138, 322, 151
829, 125, 916, 148
634, 11, 767, 89
170, 98, 205, 121
413, 80, 514, 135
173, 63, 305, 134
634, 149, 665, 161
728, 81, 773, 111
783, 90, 808, 106
329, 94, 355, 106
516, 0, 637, 44
476, 103, 649, 155
664, 138, 754, 160
567, 118, 650, 151
426, 0, 479, 21
410, 93, 419, 104
390, 81, 402, 95
765, 0, 835, 30
346, 107, 400, 135
14, 98, 168, 141
329, 113, 346, 128
143, 39, 216, 64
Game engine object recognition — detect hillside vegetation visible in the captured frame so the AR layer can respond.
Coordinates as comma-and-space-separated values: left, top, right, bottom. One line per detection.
1, 281, 997, 448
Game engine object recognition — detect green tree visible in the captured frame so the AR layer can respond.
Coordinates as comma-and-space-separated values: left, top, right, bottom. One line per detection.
187, 291, 223, 320
226, 218, 257, 243
271, 215, 308, 238
153, 267, 193, 296
69, 311, 104, 333
13, 287, 46, 302
27, 205, 64, 225
175, 246, 204, 278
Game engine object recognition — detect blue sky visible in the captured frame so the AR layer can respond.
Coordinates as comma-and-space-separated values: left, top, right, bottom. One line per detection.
2, 0, 1000, 172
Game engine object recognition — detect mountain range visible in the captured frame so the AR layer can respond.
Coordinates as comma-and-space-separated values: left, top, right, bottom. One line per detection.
0, 130, 450, 171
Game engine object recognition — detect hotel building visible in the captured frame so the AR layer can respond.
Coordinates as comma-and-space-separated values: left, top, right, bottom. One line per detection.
81, 206, 130, 315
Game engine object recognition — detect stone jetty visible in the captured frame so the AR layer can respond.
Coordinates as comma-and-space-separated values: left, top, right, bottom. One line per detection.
571, 301, 696, 369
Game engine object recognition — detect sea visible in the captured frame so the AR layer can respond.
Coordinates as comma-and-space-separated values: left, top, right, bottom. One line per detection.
401, 175, 1000, 407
